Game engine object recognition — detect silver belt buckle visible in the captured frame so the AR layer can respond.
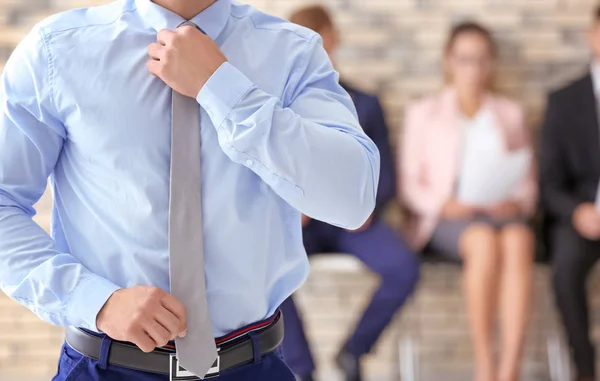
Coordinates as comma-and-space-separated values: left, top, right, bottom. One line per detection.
205, 354, 221, 379
169, 351, 220, 381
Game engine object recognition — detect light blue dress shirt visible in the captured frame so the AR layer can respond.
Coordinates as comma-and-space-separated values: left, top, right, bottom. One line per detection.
0, 0, 379, 336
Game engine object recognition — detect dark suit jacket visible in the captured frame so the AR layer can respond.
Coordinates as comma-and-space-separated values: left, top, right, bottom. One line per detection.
341, 82, 396, 218
304, 82, 396, 239
540, 73, 600, 225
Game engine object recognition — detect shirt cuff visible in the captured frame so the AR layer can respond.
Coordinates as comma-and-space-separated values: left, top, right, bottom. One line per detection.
66, 273, 121, 331
196, 62, 254, 128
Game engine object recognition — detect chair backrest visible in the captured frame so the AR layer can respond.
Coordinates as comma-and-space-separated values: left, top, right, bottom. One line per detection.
309, 253, 365, 274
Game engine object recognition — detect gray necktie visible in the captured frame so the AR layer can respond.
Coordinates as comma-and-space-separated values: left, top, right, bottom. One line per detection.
168, 20, 217, 379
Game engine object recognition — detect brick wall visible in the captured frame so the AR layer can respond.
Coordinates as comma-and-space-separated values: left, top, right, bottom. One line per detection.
1, 0, 600, 380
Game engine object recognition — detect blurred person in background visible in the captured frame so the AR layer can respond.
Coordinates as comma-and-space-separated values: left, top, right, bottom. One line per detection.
281, 5, 420, 381
399, 22, 537, 381
539, 6, 600, 381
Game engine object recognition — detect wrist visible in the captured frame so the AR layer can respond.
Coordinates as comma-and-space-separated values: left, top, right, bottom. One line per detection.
572, 204, 587, 223
96, 304, 109, 332
196, 62, 254, 126
96, 288, 121, 332
195, 60, 228, 99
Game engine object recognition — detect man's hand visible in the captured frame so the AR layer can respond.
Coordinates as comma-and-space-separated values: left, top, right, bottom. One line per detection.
441, 198, 477, 220
96, 286, 187, 353
147, 26, 227, 98
573, 203, 600, 241
486, 200, 521, 219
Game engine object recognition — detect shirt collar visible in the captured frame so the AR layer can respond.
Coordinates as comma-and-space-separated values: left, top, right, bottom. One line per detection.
591, 60, 600, 99
135, 0, 231, 40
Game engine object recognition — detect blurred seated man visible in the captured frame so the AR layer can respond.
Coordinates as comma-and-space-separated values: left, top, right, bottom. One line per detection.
281, 6, 420, 381
540, 7, 600, 381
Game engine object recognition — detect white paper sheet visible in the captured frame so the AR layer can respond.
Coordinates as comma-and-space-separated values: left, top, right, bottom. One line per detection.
457, 148, 532, 207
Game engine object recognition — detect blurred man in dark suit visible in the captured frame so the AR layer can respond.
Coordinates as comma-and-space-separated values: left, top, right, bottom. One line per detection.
281, 6, 421, 381
540, 6, 600, 381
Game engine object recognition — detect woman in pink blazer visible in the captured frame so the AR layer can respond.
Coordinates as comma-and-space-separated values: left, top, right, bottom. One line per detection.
399, 22, 537, 381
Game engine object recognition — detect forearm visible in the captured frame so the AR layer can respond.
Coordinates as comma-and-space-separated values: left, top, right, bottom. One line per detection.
401, 185, 443, 216
218, 98, 378, 229
539, 95, 578, 221
515, 155, 538, 217
398, 104, 443, 217
539, 152, 580, 221
541, 186, 581, 221
199, 63, 380, 229
0, 204, 120, 330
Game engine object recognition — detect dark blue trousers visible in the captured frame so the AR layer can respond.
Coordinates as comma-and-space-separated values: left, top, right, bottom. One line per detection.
52, 336, 295, 381
281, 220, 420, 377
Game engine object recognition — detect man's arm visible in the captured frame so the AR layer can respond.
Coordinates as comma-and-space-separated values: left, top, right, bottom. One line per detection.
196, 36, 379, 229
148, 28, 379, 229
539, 93, 581, 222
508, 106, 538, 217
0, 28, 120, 330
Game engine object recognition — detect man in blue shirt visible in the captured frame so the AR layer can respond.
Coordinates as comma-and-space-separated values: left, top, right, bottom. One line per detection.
282, 6, 420, 381
0, 0, 380, 380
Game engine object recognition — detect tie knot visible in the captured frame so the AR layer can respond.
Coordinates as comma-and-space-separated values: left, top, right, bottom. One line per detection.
179, 21, 198, 29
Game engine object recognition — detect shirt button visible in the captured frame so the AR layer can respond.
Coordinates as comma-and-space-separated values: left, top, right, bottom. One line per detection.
246, 159, 253, 166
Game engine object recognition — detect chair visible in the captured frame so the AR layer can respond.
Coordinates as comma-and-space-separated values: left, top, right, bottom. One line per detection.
308, 254, 365, 274
309, 252, 426, 381
307, 253, 404, 380
397, 247, 570, 381
396, 252, 458, 381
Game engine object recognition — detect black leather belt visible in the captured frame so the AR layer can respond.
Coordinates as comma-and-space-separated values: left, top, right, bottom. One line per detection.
65, 313, 283, 378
